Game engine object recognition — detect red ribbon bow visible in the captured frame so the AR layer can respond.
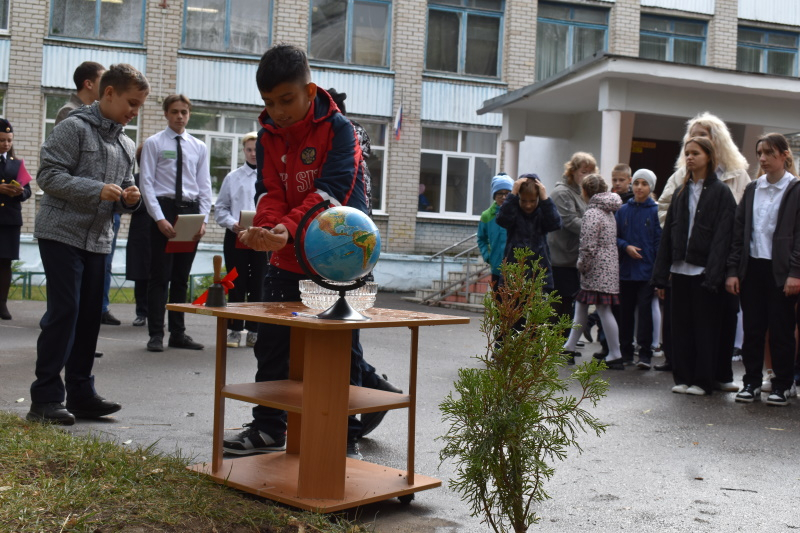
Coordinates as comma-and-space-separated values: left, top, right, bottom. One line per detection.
192, 267, 238, 305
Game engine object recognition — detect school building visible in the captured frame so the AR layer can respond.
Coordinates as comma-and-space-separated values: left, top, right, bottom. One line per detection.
2, 0, 800, 258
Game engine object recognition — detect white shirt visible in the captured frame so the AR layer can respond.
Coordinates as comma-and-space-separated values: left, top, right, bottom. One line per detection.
750, 171, 795, 260
140, 127, 213, 222
214, 163, 258, 231
671, 178, 705, 276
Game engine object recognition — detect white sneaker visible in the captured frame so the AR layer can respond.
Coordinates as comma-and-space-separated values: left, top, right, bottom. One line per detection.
685, 385, 707, 396
762, 369, 776, 393
246, 330, 258, 347
787, 382, 798, 398
672, 384, 689, 394
226, 331, 241, 348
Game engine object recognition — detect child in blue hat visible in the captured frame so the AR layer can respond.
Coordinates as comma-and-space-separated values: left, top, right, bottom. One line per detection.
478, 173, 514, 289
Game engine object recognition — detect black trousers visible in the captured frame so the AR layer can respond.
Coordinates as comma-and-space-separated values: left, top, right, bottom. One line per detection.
147, 198, 199, 338
661, 286, 672, 364
670, 273, 724, 393
251, 266, 363, 440
740, 258, 797, 391
134, 280, 148, 318
31, 239, 105, 403
619, 280, 654, 362
715, 291, 739, 383
552, 266, 579, 327
222, 229, 267, 332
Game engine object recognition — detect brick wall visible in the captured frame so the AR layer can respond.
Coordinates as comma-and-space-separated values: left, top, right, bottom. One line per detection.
7, 0, 48, 234
273, 0, 309, 46
609, 0, 641, 58
503, 0, 537, 90
708, 0, 738, 70
415, 219, 478, 255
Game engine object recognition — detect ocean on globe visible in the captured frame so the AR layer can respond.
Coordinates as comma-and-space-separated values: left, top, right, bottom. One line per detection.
303, 206, 381, 282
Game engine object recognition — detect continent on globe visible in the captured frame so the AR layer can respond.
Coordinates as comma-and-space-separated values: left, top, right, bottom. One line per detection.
316, 210, 349, 237
352, 230, 377, 269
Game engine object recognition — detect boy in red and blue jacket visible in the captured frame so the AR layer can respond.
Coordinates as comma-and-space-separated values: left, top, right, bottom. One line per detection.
225, 44, 368, 458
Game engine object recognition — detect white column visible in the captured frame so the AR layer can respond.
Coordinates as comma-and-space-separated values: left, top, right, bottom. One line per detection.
600, 110, 622, 183
503, 140, 519, 179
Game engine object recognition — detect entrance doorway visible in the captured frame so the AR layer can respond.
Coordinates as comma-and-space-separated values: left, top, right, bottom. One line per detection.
629, 138, 682, 198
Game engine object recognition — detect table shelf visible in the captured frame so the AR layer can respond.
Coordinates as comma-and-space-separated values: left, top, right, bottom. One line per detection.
222, 380, 411, 414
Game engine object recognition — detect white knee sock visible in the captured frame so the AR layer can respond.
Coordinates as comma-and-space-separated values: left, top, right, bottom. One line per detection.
564, 301, 590, 351
596, 304, 622, 360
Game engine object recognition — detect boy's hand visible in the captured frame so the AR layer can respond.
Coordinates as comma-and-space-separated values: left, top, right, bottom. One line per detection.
0, 183, 22, 196
100, 183, 123, 201
784, 276, 800, 296
193, 222, 206, 242
625, 245, 642, 259
535, 180, 548, 201
157, 219, 176, 239
239, 225, 289, 252
725, 276, 740, 295
656, 288, 665, 300
121, 185, 140, 206
511, 178, 526, 195
232, 222, 245, 233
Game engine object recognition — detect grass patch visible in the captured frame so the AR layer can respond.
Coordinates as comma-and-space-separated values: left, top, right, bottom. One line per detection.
0, 411, 369, 532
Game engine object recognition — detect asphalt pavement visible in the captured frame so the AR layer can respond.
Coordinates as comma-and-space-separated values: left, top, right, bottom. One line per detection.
1, 294, 798, 532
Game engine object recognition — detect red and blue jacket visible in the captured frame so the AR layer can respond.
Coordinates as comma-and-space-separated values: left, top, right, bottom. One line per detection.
254, 87, 368, 274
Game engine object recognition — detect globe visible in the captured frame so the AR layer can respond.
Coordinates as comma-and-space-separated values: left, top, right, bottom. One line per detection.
303, 205, 381, 282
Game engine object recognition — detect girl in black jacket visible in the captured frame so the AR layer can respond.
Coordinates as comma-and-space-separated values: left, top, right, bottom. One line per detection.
725, 133, 800, 406
652, 136, 736, 396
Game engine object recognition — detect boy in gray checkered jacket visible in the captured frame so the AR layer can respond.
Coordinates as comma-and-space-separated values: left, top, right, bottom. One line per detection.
27, 64, 149, 426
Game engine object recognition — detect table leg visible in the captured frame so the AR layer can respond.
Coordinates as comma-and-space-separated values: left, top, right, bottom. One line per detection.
297, 328, 352, 500
286, 327, 305, 454
407, 326, 418, 486
211, 316, 228, 474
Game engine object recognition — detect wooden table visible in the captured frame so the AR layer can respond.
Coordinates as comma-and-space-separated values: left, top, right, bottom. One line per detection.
167, 301, 470, 512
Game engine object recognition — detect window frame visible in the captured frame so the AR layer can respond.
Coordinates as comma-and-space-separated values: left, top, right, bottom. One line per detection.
0, 0, 9, 32
535, 2, 608, 81
424, 0, 504, 78
43, 94, 140, 145
357, 119, 389, 214
308, 0, 393, 68
181, 0, 273, 57
48, 0, 147, 45
639, 14, 706, 65
736, 26, 799, 77
419, 126, 499, 221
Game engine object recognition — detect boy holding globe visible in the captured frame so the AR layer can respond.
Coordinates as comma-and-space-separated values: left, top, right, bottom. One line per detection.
226, 44, 369, 459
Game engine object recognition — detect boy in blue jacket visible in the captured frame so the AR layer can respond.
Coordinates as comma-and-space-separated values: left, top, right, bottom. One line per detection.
478, 173, 514, 288
616, 169, 661, 369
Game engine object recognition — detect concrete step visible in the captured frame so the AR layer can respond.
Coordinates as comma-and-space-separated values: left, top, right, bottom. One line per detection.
431, 279, 491, 293
414, 288, 489, 305
401, 296, 485, 314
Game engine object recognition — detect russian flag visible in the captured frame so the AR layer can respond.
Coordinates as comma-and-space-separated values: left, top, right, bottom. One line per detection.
393, 104, 402, 141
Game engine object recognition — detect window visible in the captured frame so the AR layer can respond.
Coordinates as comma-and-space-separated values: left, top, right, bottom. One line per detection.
183, 0, 271, 55
536, 2, 607, 81
310, 0, 391, 67
419, 127, 497, 217
50, 0, 145, 43
425, 0, 502, 77
639, 15, 705, 65
360, 121, 387, 212
0, 0, 9, 31
44, 95, 139, 144
737, 27, 798, 77
187, 107, 259, 193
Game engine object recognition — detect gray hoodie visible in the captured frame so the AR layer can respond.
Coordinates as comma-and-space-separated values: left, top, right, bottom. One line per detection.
35, 102, 139, 253
547, 178, 586, 267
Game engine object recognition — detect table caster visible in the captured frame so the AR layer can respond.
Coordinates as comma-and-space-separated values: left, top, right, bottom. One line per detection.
398, 493, 415, 505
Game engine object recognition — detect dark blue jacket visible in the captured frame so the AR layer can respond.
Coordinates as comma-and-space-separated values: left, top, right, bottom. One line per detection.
496, 195, 562, 290
616, 196, 661, 281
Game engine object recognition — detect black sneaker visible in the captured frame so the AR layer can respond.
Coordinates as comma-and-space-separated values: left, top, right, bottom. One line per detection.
101, 311, 121, 325
66, 395, 122, 419
223, 424, 286, 455
168, 334, 204, 350
603, 357, 625, 370
766, 388, 788, 406
147, 336, 164, 352
26, 402, 75, 425
359, 374, 403, 438
347, 438, 362, 460
132, 316, 146, 327
735, 383, 761, 403
636, 359, 652, 370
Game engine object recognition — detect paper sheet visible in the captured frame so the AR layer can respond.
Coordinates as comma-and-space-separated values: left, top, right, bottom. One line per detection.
166, 214, 205, 253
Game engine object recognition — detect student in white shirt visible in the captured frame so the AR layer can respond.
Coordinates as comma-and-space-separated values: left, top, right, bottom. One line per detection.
726, 133, 800, 406
139, 94, 212, 353
214, 132, 267, 348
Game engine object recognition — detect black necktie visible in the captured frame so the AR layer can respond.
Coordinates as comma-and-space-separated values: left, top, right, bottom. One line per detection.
175, 136, 183, 203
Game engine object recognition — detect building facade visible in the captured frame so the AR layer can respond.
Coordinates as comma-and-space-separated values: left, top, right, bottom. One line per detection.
2, 0, 800, 256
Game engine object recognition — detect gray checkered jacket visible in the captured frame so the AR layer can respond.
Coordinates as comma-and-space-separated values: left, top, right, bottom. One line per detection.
34, 102, 139, 253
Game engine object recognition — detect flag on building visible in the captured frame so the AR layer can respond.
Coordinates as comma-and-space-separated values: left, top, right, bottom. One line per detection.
393, 103, 403, 141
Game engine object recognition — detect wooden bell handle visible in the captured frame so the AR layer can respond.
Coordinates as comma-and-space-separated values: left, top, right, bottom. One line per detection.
213, 255, 222, 284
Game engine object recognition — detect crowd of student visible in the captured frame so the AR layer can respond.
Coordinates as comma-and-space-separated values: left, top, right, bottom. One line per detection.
478, 113, 800, 406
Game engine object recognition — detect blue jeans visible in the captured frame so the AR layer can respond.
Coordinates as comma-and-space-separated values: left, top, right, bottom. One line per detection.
251, 266, 364, 440
102, 213, 121, 314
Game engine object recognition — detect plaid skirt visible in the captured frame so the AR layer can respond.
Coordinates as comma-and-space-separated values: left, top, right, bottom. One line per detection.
576, 289, 619, 306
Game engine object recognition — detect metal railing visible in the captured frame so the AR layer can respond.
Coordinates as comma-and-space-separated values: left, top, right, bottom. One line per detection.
424, 233, 489, 306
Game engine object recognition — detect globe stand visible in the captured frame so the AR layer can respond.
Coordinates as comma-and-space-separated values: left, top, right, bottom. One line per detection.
295, 200, 372, 322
